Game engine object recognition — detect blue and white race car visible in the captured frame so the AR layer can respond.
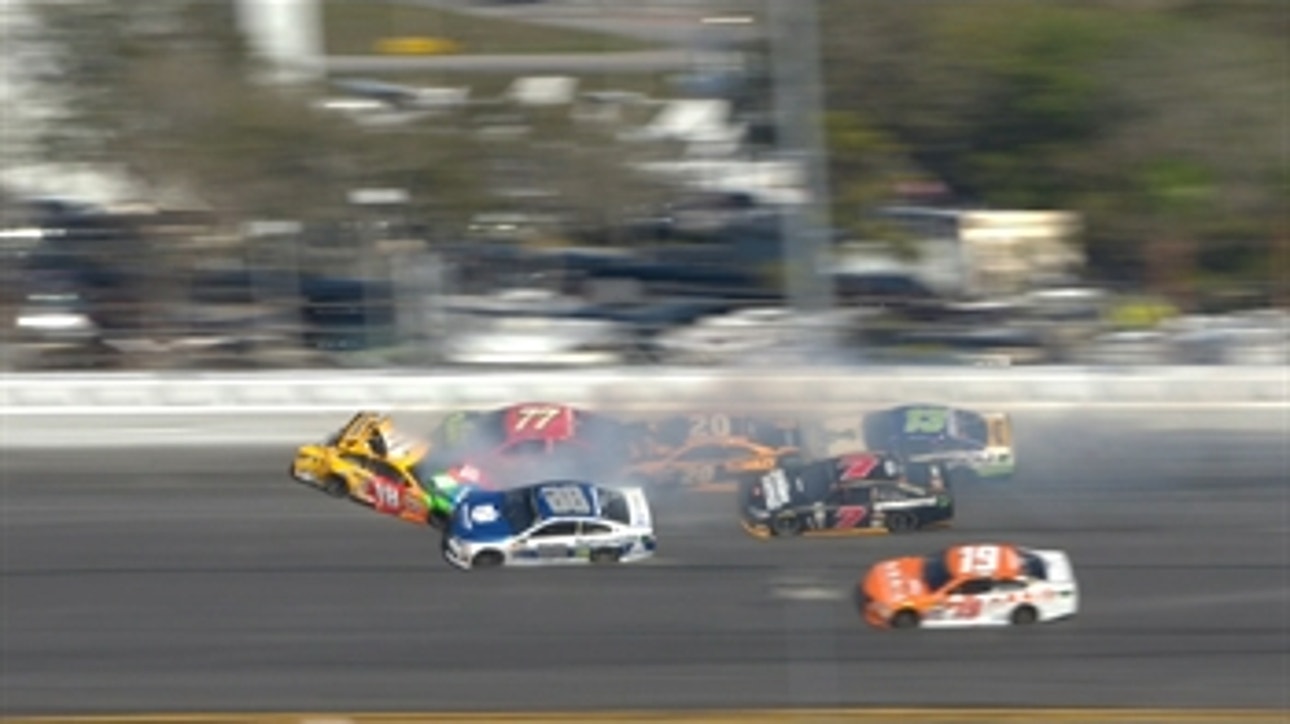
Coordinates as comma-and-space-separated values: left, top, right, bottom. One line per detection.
443, 480, 656, 570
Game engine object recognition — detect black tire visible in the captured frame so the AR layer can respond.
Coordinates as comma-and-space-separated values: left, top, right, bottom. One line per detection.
471, 550, 504, 569
885, 511, 917, 533
891, 609, 921, 630
590, 549, 620, 564
428, 510, 451, 531
321, 475, 348, 498
1010, 605, 1039, 626
771, 514, 802, 537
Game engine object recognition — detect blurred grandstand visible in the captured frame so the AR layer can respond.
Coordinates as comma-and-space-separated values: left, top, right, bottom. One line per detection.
1, 0, 1284, 371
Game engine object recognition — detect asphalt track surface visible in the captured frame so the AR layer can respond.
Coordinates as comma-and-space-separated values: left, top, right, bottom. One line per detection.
2, 409, 1288, 715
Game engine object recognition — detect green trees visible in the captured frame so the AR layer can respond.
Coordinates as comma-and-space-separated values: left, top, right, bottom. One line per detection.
821, 0, 1288, 303
26, 0, 484, 226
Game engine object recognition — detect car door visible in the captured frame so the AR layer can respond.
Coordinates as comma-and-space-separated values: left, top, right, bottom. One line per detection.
521, 520, 580, 563
932, 578, 994, 627
981, 578, 1032, 623
824, 485, 873, 530
358, 458, 415, 515
672, 444, 747, 487
576, 520, 617, 558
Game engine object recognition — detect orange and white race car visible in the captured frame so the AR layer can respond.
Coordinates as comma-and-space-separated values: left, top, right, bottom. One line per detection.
859, 543, 1079, 629
624, 436, 799, 492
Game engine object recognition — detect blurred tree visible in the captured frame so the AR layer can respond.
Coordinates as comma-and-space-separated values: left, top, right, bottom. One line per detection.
819, 0, 1288, 299
825, 112, 925, 256
27, 0, 485, 229
506, 108, 676, 247
1135, 157, 1214, 308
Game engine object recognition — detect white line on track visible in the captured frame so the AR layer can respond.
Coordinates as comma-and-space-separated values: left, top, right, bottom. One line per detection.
771, 586, 850, 601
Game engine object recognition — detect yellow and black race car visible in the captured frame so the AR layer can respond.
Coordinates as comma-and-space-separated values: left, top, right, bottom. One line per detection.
290, 412, 476, 527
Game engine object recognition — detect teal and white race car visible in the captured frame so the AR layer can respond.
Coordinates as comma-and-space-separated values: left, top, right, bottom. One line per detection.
862, 404, 1016, 482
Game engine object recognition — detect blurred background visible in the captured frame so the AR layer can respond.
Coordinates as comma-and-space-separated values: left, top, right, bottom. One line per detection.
0, 0, 1285, 372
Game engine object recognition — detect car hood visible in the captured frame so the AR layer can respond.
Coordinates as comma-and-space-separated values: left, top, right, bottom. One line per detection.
863, 556, 929, 606
450, 493, 516, 542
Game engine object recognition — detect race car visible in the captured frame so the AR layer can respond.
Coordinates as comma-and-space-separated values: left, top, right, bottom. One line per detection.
859, 543, 1079, 629
624, 436, 802, 492
862, 404, 1015, 482
625, 413, 807, 459
738, 452, 953, 538
424, 402, 636, 487
442, 480, 656, 570
290, 412, 480, 527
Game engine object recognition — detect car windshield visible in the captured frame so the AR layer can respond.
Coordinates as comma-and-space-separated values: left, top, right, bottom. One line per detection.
922, 552, 953, 591
1020, 551, 1048, 580
954, 410, 989, 445
502, 489, 538, 532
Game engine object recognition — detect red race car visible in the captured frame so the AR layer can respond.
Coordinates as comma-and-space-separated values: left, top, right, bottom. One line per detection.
424, 402, 635, 487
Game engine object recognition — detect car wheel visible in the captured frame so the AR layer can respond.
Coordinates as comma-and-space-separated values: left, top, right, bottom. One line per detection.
428, 510, 451, 531
885, 512, 917, 533
590, 549, 620, 564
1010, 605, 1039, 626
321, 475, 348, 498
891, 609, 921, 630
471, 550, 504, 569
771, 514, 801, 537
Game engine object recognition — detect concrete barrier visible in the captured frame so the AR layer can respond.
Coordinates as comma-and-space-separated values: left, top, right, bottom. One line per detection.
1, 366, 1285, 448
2, 366, 1287, 412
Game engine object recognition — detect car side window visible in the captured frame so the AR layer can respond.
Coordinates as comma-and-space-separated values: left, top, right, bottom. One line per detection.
948, 578, 993, 596
993, 579, 1028, 592
580, 521, 613, 535
841, 486, 872, 505
530, 521, 578, 538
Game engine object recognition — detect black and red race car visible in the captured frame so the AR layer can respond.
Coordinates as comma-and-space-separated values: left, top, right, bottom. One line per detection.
737, 452, 954, 539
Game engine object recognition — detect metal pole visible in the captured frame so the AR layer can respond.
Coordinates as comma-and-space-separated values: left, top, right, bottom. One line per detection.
767, 0, 835, 314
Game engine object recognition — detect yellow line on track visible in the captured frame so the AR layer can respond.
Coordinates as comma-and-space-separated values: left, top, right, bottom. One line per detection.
3, 709, 1286, 724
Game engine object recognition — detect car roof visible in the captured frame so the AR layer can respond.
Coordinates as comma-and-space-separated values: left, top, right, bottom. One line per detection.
530, 480, 603, 521
942, 543, 1025, 579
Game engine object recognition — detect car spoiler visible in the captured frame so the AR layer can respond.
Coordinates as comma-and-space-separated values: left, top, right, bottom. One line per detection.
983, 412, 1013, 449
